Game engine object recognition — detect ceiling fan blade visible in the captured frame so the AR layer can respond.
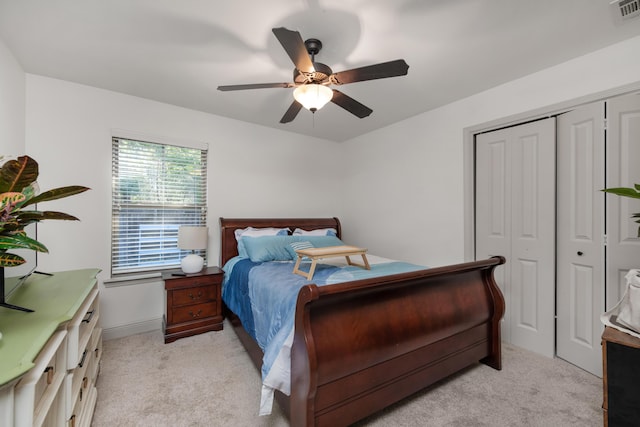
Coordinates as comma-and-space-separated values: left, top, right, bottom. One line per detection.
330, 90, 373, 118
272, 27, 315, 73
217, 83, 293, 91
331, 59, 409, 85
280, 100, 303, 123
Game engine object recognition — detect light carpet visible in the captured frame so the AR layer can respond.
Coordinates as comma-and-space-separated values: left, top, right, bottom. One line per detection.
92, 321, 602, 426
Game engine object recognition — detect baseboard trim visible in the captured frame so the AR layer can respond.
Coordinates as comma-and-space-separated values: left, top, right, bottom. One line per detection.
102, 317, 162, 341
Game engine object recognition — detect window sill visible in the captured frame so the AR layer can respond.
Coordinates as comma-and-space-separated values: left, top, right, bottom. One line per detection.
103, 272, 163, 288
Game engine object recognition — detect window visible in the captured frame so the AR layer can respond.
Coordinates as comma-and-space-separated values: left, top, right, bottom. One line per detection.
111, 137, 207, 276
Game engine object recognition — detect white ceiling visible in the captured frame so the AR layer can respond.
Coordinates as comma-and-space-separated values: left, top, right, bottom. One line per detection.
1, 0, 639, 142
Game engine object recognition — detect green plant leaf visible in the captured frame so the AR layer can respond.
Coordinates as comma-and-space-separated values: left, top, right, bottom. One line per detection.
22, 185, 90, 207
0, 234, 48, 252
15, 210, 81, 222
602, 187, 640, 199
0, 156, 38, 193
0, 192, 26, 208
0, 251, 26, 267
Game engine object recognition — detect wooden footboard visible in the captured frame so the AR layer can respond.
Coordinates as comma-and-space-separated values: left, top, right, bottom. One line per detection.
219, 218, 505, 426
290, 256, 505, 426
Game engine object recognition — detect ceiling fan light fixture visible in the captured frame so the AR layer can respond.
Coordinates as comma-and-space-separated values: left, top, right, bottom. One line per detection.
293, 84, 333, 112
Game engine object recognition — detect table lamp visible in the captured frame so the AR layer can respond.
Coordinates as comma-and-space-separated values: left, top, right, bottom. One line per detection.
178, 226, 208, 273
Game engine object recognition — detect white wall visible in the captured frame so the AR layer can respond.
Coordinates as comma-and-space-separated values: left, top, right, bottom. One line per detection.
0, 37, 25, 155
342, 35, 640, 268
14, 34, 640, 337
24, 75, 344, 337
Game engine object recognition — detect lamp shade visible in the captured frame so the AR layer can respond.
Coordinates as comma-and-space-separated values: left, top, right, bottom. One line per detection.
178, 226, 208, 274
178, 226, 208, 250
293, 84, 333, 112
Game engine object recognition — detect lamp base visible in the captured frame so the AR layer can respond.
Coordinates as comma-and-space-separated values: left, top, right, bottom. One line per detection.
181, 254, 204, 274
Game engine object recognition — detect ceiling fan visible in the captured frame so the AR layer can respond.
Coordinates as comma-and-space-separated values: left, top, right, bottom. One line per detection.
217, 27, 409, 124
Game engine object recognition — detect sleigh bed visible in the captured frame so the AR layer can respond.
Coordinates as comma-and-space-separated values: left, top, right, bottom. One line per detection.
220, 217, 505, 426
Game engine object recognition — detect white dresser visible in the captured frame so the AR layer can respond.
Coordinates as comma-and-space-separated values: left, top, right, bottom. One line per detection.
0, 269, 101, 427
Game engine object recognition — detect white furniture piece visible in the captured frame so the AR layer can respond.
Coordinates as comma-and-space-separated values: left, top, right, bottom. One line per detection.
0, 269, 101, 427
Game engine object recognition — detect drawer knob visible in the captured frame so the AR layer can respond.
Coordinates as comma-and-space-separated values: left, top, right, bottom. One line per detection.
78, 349, 88, 368
44, 366, 54, 384
188, 290, 204, 300
189, 309, 203, 318
82, 310, 95, 323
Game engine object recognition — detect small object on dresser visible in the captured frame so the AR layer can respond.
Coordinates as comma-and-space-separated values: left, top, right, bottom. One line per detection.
163, 266, 224, 343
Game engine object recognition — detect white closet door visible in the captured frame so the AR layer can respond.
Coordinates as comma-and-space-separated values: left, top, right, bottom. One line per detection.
476, 118, 556, 357
606, 94, 640, 309
556, 102, 605, 377
476, 128, 512, 341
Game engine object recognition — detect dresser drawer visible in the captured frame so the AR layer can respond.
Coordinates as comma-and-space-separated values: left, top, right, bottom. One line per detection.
70, 347, 92, 411
66, 286, 100, 370
171, 285, 217, 306
69, 384, 97, 427
171, 301, 217, 323
88, 327, 103, 385
167, 274, 219, 289
14, 330, 68, 427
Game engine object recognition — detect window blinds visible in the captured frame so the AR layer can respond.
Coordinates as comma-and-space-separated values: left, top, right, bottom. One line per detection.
111, 137, 208, 275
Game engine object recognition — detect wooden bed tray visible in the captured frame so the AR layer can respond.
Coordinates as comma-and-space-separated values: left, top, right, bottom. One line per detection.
293, 245, 370, 280
220, 217, 505, 426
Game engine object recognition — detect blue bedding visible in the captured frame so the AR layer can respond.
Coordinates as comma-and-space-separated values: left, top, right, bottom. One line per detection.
222, 257, 425, 395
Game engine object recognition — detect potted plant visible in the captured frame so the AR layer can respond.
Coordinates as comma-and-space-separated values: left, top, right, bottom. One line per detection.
603, 184, 640, 237
0, 155, 89, 312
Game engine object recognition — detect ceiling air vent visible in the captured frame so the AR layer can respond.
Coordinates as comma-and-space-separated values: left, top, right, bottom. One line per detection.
613, 0, 640, 20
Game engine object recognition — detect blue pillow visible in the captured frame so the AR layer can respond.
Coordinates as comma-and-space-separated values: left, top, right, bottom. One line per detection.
286, 240, 314, 260
237, 228, 289, 258
242, 235, 297, 262
242, 235, 346, 262
301, 235, 344, 248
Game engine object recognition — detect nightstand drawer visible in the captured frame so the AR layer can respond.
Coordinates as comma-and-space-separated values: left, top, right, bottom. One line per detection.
171, 301, 217, 323
171, 285, 217, 306
166, 274, 219, 289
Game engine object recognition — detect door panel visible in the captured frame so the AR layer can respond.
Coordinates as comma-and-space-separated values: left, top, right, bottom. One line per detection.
476, 130, 512, 340
510, 120, 556, 357
557, 101, 604, 376
476, 118, 555, 357
606, 94, 640, 309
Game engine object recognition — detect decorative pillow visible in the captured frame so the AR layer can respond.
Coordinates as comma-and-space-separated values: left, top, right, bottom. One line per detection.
242, 235, 346, 263
286, 240, 314, 261
242, 235, 297, 262
300, 235, 344, 248
293, 228, 337, 237
235, 227, 290, 258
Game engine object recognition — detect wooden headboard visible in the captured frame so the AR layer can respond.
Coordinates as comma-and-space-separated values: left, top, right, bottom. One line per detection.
219, 217, 342, 266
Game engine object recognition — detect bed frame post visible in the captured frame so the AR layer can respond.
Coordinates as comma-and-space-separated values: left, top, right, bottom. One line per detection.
481, 255, 506, 370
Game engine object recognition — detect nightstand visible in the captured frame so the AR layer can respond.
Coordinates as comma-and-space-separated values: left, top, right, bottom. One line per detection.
162, 266, 224, 343
602, 326, 640, 426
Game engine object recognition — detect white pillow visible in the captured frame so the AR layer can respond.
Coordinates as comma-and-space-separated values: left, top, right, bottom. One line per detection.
234, 227, 290, 240
292, 228, 337, 236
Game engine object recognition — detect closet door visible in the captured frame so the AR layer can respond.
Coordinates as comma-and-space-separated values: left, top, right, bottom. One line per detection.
556, 102, 605, 377
476, 128, 512, 340
476, 118, 556, 357
606, 94, 640, 309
